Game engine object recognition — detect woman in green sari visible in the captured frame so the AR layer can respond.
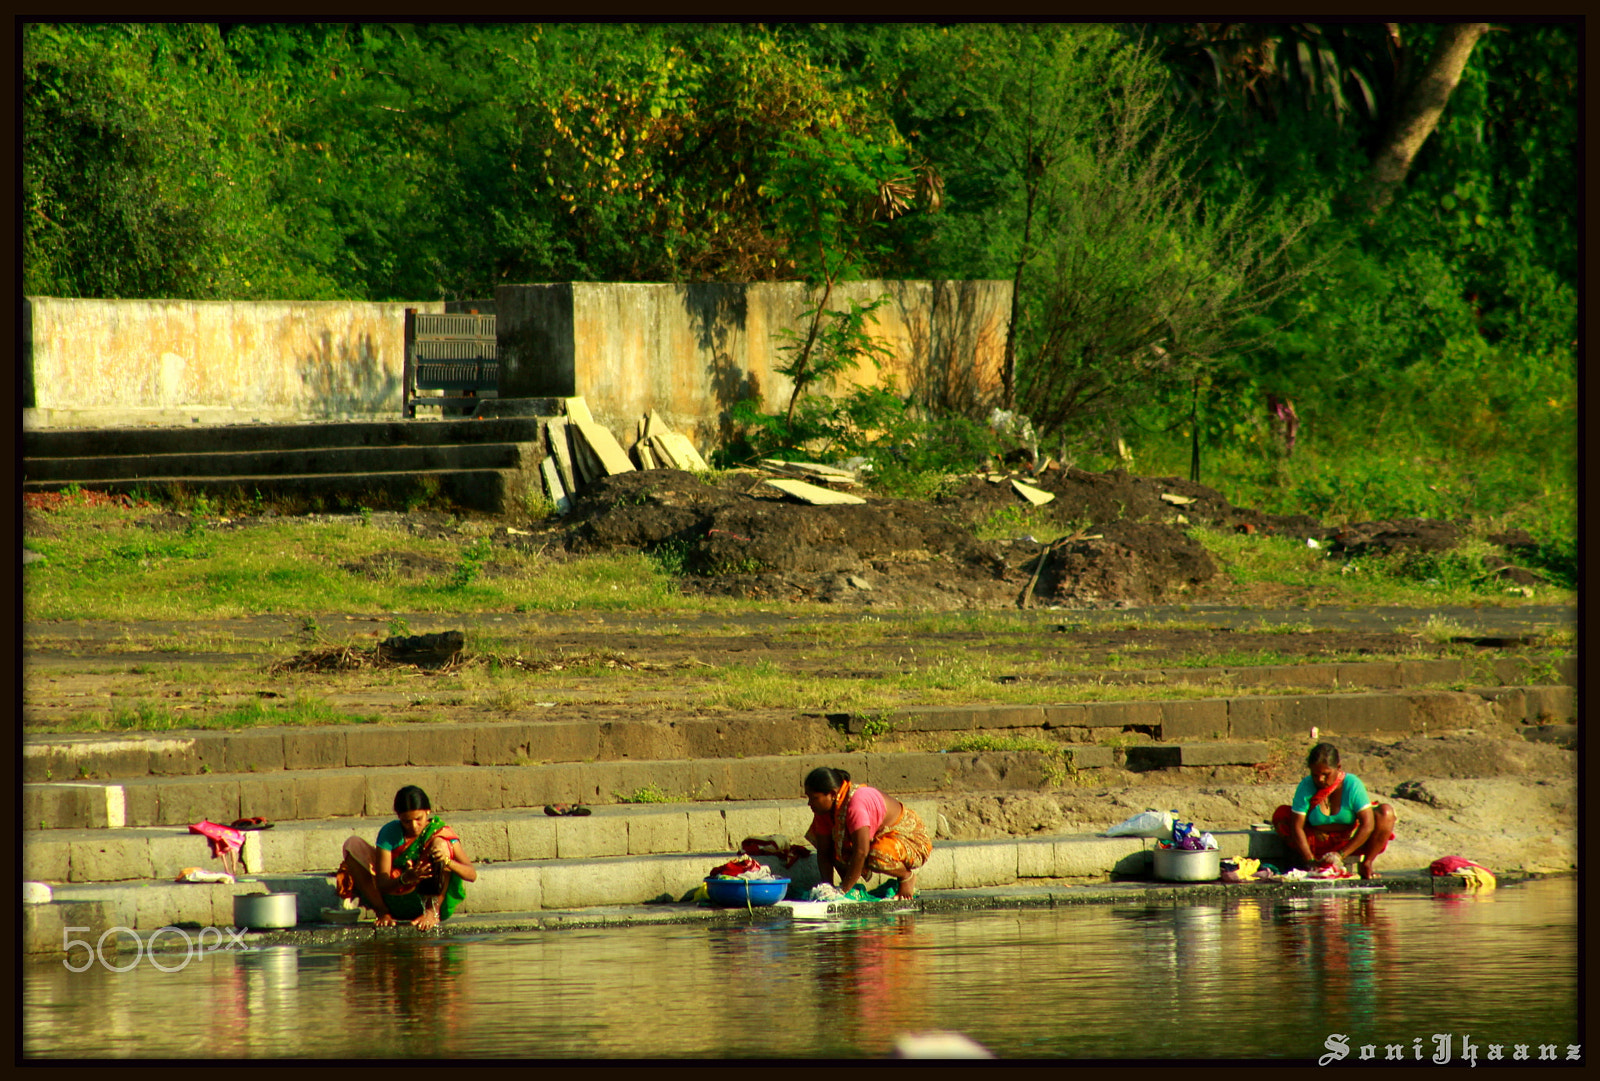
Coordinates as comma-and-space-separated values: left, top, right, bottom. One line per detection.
338, 786, 477, 929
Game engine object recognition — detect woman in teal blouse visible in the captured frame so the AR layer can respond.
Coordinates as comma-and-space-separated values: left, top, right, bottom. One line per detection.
1273, 743, 1398, 879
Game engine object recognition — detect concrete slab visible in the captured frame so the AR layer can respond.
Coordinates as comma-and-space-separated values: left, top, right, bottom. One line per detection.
1525, 685, 1575, 722
555, 815, 628, 859
627, 809, 691, 855
1081, 701, 1162, 729
283, 729, 347, 770
219, 731, 287, 774
1160, 699, 1229, 740
946, 841, 1017, 888
763, 478, 866, 505
507, 816, 559, 861
1064, 745, 1114, 770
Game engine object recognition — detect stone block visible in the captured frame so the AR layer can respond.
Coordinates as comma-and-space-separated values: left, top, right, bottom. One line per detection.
1276, 695, 1329, 737
1525, 685, 1575, 722
25, 738, 153, 783
149, 832, 213, 879
1227, 697, 1279, 740
523, 722, 602, 764
219, 731, 286, 774
731, 758, 801, 802
1289, 664, 1341, 689
406, 726, 473, 768
884, 707, 976, 733
1398, 658, 1464, 686
24, 836, 72, 882
722, 804, 791, 848
1081, 701, 1162, 729
1125, 745, 1182, 771
426, 766, 499, 812
147, 737, 204, 777
1040, 703, 1088, 728
1065, 745, 1114, 770
471, 723, 534, 766
587, 760, 692, 804
687, 808, 730, 854
1179, 742, 1271, 767
49, 885, 136, 930
23, 900, 119, 955
506, 816, 558, 861
540, 858, 656, 909
598, 721, 678, 761
499, 763, 578, 810
554, 815, 628, 859
916, 851, 955, 890
456, 820, 511, 864
297, 773, 367, 820
1054, 836, 1147, 877
684, 760, 737, 802
1403, 690, 1495, 733
777, 804, 815, 839
344, 728, 410, 768
156, 780, 241, 827
136, 883, 214, 930
237, 775, 299, 823
1334, 661, 1402, 688
1323, 692, 1412, 735
253, 828, 309, 875
283, 729, 347, 770
121, 782, 158, 828
1017, 839, 1058, 878
1521, 724, 1577, 749
861, 752, 947, 794
299, 827, 356, 872
468, 864, 542, 914
1160, 699, 1229, 741
24, 784, 104, 830
1473, 687, 1527, 725
627, 810, 690, 855
1556, 655, 1577, 686
948, 841, 1017, 888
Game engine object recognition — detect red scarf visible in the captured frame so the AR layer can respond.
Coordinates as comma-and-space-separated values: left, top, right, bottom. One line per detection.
1311, 771, 1345, 817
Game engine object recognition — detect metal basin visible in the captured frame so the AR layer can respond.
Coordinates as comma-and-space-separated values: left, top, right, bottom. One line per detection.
1152, 847, 1220, 882
234, 892, 299, 929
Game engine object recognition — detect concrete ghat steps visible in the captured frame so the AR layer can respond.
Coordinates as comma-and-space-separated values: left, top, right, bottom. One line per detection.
39, 826, 1295, 932
24, 749, 1134, 830
23, 441, 540, 483
21, 678, 1577, 787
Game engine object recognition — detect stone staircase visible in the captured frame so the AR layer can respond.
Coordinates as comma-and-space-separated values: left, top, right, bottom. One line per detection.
21, 414, 563, 514
22, 655, 1576, 933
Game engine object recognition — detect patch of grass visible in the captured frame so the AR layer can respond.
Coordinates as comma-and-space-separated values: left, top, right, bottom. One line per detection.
1408, 615, 1478, 645
944, 733, 1077, 786
615, 783, 674, 804
46, 695, 384, 733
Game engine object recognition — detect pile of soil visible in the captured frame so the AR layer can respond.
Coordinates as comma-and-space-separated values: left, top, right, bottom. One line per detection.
539, 467, 1517, 610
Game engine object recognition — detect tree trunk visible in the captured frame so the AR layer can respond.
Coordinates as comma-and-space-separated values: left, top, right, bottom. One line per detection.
1361, 22, 1489, 215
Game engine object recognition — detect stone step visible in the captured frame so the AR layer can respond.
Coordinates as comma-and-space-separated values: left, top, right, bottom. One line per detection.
25, 683, 1575, 788
21, 467, 536, 515
23, 441, 537, 483
23, 752, 990, 831
36, 829, 1296, 931
22, 417, 554, 458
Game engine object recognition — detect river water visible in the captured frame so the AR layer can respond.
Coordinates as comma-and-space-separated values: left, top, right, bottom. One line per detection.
24, 878, 1579, 1061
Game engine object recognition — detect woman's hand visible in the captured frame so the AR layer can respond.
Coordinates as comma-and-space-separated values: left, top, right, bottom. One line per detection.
1320, 851, 1345, 870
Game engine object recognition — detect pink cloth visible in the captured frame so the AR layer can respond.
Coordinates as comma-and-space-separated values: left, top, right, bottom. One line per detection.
811, 784, 889, 839
189, 819, 244, 859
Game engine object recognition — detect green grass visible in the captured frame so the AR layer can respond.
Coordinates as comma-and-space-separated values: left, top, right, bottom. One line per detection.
43, 695, 387, 733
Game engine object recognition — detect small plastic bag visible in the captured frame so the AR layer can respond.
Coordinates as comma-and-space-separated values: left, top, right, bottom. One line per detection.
1104, 809, 1176, 838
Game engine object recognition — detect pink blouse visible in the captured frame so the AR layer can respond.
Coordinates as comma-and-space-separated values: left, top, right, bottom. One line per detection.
812, 784, 890, 838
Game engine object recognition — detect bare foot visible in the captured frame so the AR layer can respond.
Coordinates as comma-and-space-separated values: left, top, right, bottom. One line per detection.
1358, 864, 1382, 881
375, 913, 397, 928
899, 873, 916, 899
412, 909, 441, 931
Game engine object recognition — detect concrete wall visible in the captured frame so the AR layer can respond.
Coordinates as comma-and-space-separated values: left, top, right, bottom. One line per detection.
497, 280, 1011, 448
23, 297, 444, 429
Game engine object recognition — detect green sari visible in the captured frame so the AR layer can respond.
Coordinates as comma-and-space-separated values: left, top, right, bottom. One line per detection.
390, 815, 468, 920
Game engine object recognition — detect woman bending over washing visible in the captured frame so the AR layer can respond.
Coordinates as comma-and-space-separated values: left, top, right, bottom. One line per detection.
804, 767, 933, 899
338, 785, 477, 929
1273, 743, 1398, 880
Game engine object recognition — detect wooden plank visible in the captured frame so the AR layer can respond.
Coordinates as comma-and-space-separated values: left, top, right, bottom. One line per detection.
540, 457, 571, 515
563, 396, 594, 425
574, 419, 636, 475
1012, 479, 1055, 506
764, 478, 867, 505
635, 441, 658, 469
545, 418, 579, 496
648, 433, 683, 470
653, 430, 709, 472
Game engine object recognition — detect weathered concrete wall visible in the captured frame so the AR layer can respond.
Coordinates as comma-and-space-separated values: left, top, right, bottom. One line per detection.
23, 297, 444, 429
497, 280, 1011, 448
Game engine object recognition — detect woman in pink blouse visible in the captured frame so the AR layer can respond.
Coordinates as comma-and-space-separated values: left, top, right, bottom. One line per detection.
804, 766, 933, 898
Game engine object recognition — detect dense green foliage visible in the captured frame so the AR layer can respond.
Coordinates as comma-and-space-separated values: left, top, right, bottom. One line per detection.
23, 21, 1576, 542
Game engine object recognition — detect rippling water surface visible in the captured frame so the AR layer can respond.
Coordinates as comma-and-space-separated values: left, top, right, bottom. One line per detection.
25, 878, 1578, 1060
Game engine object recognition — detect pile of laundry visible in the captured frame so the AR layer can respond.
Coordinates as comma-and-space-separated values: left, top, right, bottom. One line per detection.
806, 880, 899, 903
705, 854, 786, 881
1155, 818, 1219, 852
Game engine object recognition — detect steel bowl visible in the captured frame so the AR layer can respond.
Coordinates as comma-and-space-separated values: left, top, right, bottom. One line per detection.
234, 891, 300, 929
1152, 847, 1221, 882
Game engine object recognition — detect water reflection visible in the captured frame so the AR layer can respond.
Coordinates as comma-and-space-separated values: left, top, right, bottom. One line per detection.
24, 880, 1578, 1060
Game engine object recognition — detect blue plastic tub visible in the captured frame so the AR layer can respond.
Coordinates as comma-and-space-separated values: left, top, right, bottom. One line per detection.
704, 876, 790, 906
